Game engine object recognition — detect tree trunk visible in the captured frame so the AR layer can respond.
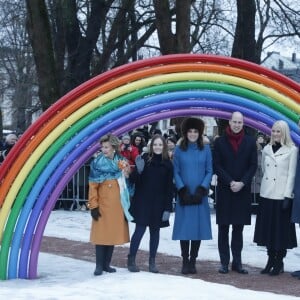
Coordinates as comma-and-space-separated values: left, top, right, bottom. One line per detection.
62, 0, 105, 92
231, 0, 257, 63
175, 0, 191, 53
0, 109, 3, 141
153, 0, 176, 54
25, 0, 60, 111
153, 0, 192, 54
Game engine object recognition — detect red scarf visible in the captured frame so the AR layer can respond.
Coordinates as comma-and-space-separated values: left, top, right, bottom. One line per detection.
226, 126, 244, 153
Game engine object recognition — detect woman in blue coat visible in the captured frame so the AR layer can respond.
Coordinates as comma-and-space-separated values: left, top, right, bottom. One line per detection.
172, 118, 213, 274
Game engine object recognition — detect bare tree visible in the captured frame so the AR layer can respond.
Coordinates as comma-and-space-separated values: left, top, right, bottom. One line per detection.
256, 0, 300, 63
0, 1, 38, 133
26, 0, 60, 111
153, 0, 177, 54
231, 0, 256, 62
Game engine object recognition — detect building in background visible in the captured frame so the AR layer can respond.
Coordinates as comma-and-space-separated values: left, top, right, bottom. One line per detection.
261, 52, 300, 83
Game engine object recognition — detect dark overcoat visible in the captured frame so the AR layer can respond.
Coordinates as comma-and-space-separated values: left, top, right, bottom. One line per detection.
129, 153, 174, 229
291, 147, 300, 224
213, 134, 257, 225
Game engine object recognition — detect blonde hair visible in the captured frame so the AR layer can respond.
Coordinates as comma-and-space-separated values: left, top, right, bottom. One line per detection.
99, 134, 121, 154
270, 120, 294, 147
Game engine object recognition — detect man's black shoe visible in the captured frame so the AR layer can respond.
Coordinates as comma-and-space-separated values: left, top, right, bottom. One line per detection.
232, 264, 248, 274
291, 270, 300, 277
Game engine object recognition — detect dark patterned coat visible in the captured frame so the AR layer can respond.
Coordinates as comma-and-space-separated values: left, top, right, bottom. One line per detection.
213, 134, 257, 225
129, 153, 173, 229
291, 147, 300, 224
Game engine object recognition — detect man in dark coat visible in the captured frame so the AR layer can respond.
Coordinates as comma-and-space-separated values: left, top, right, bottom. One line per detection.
291, 119, 300, 278
213, 111, 257, 275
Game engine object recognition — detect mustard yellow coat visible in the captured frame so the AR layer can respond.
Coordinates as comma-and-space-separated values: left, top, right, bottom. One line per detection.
88, 180, 129, 245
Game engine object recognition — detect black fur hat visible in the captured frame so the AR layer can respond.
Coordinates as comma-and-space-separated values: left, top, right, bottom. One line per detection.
181, 117, 205, 136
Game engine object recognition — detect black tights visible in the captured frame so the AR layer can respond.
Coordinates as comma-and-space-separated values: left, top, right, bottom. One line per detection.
129, 224, 160, 258
180, 240, 201, 259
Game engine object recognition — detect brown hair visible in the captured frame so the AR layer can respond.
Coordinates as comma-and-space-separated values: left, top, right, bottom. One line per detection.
148, 134, 169, 160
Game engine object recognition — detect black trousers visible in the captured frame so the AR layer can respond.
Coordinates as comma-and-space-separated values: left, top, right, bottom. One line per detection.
218, 224, 244, 266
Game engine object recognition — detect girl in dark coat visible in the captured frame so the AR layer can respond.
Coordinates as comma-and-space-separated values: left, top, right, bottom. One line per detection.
127, 134, 174, 273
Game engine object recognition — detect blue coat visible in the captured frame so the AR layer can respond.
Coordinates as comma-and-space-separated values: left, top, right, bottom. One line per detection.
291, 147, 300, 224
172, 143, 213, 240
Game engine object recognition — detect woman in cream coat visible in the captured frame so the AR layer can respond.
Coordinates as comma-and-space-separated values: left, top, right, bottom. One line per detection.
254, 120, 298, 276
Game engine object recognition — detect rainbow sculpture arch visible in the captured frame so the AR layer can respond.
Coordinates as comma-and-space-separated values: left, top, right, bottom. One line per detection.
0, 54, 299, 280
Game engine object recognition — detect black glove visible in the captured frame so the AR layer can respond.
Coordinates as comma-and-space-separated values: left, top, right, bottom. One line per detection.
282, 197, 292, 211
178, 186, 192, 205
91, 207, 101, 221
162, 211, 170, 222
135, 155, 145, 174
192, 186, 207, 204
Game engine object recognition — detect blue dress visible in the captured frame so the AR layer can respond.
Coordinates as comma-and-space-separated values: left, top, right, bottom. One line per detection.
172, 143, 213, 240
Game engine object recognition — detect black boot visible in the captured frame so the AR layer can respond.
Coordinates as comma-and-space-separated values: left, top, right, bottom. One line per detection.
180, 240, 190, 274
103, 246, 116, 273
127, 255, 140, 272
94, 245, 105, 276
181, 257, 190, 274
269, 250, 285, 276
189, 257, 197, 274
189, 240, 200, 274
149, 257, 159, 273
261, 249, 275, 274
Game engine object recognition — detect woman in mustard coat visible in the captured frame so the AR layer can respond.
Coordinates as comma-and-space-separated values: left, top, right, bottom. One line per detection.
88, 134, 132, 276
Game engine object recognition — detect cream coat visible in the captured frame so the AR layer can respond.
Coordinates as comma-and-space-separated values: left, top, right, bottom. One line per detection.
260, 144, 298, 200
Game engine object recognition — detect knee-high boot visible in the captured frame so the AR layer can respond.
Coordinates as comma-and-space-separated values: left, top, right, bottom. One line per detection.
94, 245, 105, 276
127, 255, 140, 272
180, 240, 190, 274
269, 250, 286, 276
189, 241, 201, 274
149, 257, 159, 273
261, 249, 275, 274
103, 246, 116, 273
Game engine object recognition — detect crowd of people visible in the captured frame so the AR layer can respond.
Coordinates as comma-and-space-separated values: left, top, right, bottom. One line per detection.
0, 133, 18, 165
87, 113, 300, 281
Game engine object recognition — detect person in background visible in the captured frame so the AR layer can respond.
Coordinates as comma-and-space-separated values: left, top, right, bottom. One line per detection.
120, 133, 139, 169
127, 134, 173, 273
203, 134, 210, 145
166, 136, 177, 160
88, 134, 132, 276
166, 136, 178, 211
172, 117, 213, 274
291, 119, 300, 279
251, 134, 266, 212
131, 132, 146, 154
213, 111, 257, 275
0, 133, 18, 164
254, 120, 298, 276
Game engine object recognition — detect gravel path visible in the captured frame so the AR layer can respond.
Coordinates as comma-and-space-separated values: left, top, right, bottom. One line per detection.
41, 236, 300, 297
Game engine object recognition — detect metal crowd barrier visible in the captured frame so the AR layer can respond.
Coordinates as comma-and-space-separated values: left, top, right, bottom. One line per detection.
56, 163, 90, 211
57, 169, 260, 212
